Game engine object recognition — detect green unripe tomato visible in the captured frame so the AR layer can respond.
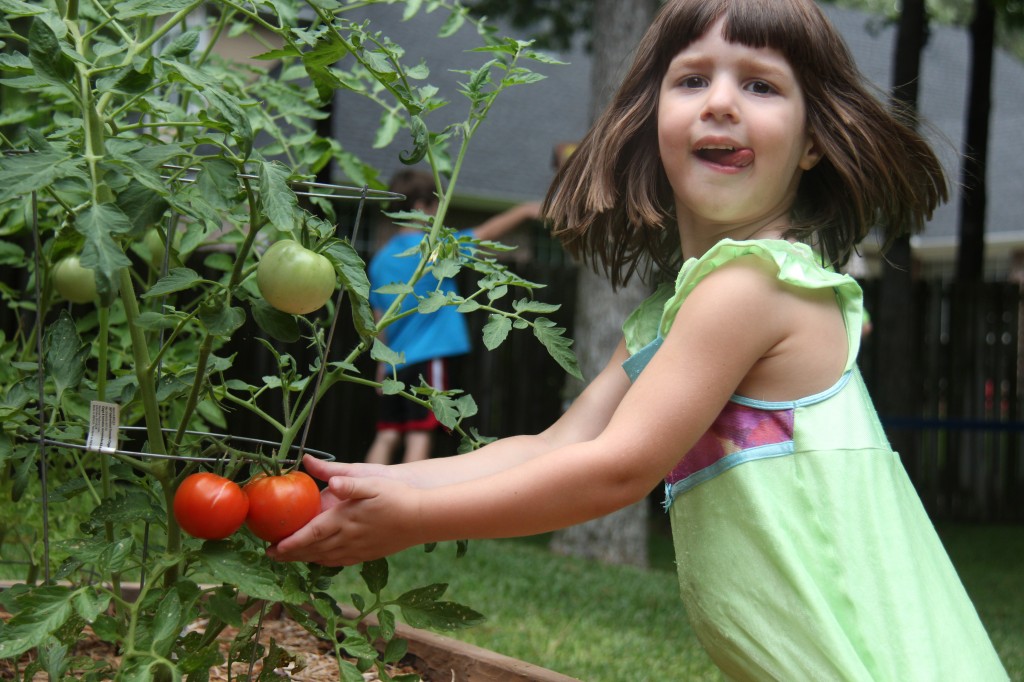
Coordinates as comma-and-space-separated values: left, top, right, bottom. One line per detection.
53, 255, 98, 304
256, 239, 337, 315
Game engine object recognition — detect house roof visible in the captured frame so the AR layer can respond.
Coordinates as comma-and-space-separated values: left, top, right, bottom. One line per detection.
330, 3, 1024, 250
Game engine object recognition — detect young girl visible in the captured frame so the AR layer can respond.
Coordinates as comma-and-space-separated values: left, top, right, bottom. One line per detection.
272, 0, 1008, 677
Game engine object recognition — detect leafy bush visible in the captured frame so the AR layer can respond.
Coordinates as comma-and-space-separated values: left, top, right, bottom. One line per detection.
0, 1, 572, 679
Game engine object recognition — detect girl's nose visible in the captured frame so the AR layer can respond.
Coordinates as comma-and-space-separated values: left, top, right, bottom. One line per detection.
700, 79, 740, 123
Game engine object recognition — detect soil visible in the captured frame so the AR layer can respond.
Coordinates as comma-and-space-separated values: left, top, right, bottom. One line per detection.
0, 609, 427, 681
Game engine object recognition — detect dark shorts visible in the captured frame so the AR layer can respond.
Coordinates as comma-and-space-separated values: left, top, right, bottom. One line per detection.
376, 358, 449, 432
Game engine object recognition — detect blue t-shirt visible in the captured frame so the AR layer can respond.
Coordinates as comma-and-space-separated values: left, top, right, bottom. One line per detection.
367, 230, 472, 367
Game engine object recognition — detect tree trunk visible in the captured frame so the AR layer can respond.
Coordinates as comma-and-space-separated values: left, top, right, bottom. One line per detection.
549, 0, 658, 568
954, 0, 994, 283
874, 0, 928, 461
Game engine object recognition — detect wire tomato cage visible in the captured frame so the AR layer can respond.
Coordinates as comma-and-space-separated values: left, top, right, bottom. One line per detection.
8, 148, 406, 583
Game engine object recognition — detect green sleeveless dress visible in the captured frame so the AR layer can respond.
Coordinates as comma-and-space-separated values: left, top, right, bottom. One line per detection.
621, 239, 1007, 681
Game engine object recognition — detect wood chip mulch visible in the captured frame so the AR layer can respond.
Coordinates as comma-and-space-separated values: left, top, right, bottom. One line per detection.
0, 609, 430, 681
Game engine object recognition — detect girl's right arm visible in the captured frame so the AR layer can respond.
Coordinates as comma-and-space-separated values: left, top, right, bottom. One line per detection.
305, 341, 633, 489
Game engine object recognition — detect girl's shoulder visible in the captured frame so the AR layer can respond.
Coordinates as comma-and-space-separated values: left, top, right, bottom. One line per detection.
623, 239, 864, 354
668, 238, 859, 317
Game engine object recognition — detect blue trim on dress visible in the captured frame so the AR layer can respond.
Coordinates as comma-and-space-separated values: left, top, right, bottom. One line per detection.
663, 441, 796, 510
729, 371, 853, 409
623, 336, 663, 382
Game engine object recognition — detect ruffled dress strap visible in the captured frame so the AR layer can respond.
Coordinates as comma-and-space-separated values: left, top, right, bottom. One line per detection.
622, 239, 865, 380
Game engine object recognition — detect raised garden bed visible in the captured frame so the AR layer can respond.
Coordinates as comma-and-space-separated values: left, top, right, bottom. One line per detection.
0, 581, 579, 681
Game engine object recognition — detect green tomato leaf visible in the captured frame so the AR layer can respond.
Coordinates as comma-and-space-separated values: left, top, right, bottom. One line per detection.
375, 608, 397, 642
199, 543, 287, 603
481, 314, 511, 351
417, 290, 449, 314
0, 0, 47, 16
160, 28, 201, 59
251, 297, 301, 343
142, 267, 201, 298
115, 0, 195, 19
395, 583, 447, 607
486, 284, 508, 302
431, 257, 462, 281
133, 311, 181, 331
454, 394, 477, 420
114, 179, 169, 232
176, 644, 224, 676
338, 628, 378, 661
76, 204, 133, 305
327, 239, 375, 339
382, 636, 408, 664
203, 589, 245, 629
71, 588, 111, 624
533, 317, 582, 380
370, 339, 404, 368
53, 536, 136, 575
399, 116, 430, 165
360, 558, 389, 595
325, 239, 369, 299
0, 150, 83, 203
339, 659, 367, 682
258, 160, 299, 233
0, 585, 74, 659
89, 491, 163, 525
429, 394, 459, 429
198, 158, 242, 211
117, 653, 165, 682
204, 87, 253, 158
381, 378, 404, 396
199, 302, 246, 337
43, 311, 89, 402
399, 599, 485, 632
513, 298, 560, 314
150, 590, 183, 657
28, 17, 75, 93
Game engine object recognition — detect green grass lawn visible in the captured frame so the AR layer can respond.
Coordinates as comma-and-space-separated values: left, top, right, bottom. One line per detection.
937, 524, 1024, 681
330, 523, 1024, 682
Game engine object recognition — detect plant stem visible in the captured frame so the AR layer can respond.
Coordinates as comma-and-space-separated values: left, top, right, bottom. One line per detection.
118, 269, 165, 455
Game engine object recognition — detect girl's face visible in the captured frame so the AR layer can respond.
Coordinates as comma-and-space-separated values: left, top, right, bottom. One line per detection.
657, 17, 821, 243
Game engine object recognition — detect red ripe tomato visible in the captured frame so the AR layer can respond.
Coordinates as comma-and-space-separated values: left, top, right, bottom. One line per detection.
243, 470, 321, 543
173, 472, 250, 540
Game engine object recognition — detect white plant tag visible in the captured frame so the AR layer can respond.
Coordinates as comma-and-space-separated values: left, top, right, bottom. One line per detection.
86, 401, 120, 453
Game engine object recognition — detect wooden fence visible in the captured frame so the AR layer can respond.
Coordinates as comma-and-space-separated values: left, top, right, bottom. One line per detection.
860, 280, 1024, 522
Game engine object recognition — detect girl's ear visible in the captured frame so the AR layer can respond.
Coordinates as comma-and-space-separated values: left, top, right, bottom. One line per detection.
799, 135, 823, 171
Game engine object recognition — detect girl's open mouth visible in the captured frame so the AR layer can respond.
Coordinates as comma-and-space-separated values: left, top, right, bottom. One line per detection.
695, 145, 754, 168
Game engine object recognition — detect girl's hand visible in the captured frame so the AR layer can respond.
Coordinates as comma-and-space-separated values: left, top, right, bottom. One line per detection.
303, 453, 391, 483
266, 474, 424, 566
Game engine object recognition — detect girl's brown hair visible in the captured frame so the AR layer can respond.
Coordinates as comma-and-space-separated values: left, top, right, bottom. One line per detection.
543, 0, 948, 288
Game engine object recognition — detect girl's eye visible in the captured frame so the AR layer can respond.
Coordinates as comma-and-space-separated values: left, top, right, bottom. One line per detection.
746, 80, 776, 95
680, 75, 707, 89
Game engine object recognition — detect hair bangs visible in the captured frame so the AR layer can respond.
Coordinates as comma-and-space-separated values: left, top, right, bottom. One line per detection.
718, 0, 821, 76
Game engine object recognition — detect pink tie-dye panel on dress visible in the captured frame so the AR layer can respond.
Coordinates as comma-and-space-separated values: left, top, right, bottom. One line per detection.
666, 400, 795, 486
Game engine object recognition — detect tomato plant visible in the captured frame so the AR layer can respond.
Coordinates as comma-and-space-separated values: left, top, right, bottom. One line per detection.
243, 470, 322, 543
52, 255, 97, 304
173, 472, 249, 540
0, 1, 573, 679
257, 239, 337, 315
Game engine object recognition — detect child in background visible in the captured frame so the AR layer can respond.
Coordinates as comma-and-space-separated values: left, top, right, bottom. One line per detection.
275, 1, 1008, 678
364, 169, 540, 464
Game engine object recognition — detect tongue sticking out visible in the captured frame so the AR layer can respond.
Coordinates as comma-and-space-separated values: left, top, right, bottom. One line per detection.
700, 148, 754, 168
